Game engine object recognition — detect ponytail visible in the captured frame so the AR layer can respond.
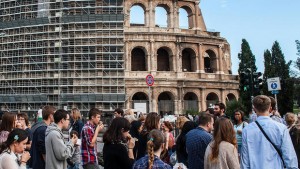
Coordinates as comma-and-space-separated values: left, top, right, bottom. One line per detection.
147, 138, 154, 169
0, 129, 28, 154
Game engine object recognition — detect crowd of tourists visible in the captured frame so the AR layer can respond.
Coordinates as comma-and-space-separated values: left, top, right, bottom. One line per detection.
0, 95, 299, 169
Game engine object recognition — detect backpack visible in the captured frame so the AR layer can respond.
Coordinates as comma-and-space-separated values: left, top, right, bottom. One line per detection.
289, 125, 300, 152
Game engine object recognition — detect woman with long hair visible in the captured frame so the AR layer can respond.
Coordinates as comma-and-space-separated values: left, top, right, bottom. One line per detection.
176, 121, 197, 167
204, 118, 239, 169
69, 108, 84, 138
133, 129, 172, 169
129, 120, 143, 158
0, 112, 19, 144
233, 110, 248, 154
103, 117, 135, 169
161, 121, 175, 164
136, 112, 161, 160
0, 128, 31, 169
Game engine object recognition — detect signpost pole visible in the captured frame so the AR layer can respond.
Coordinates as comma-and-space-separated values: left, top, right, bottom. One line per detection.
148, 86, 152, 112
274, 93, 278, 111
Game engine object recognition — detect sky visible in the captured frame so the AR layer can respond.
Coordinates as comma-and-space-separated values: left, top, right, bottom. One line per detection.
200, 0, 300, 74
130, 0, 300, 74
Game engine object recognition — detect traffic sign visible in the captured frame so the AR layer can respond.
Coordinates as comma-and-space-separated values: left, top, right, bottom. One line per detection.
271, 90, 279, 94
146, 74, 154, 86
267, 77, 281, 91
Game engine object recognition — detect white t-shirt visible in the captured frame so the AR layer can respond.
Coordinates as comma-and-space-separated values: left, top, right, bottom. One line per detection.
0, 151, 26, 169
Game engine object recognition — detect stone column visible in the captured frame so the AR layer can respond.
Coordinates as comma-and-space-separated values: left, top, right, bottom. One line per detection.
174, 100, 179, 114
200, 88, 206, 111
149, 1, 155, 28
150, 40, 156, 72
176, 42, 182, 72
125, 41, 130, 71
218, 45, 224, 74
198, 43, 204, 73
194, 1, 199, 29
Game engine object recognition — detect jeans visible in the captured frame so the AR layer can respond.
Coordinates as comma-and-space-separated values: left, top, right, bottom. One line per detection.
83, 163, 100, 169
68, 163, 80, 169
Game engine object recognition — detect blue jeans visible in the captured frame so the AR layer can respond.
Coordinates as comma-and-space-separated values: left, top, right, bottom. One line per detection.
68, 163, 80, 169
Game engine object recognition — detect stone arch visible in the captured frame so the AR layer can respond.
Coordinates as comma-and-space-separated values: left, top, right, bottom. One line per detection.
158, 91, 175, 115
206, 92, 219, 108
132, 92, 149, 113
157, 47, 173, 71
226, 93, 237, 102
183, 92, 198, 111
155, 4, 170, 28
130, 3, 146, 25
178, 5, 195, 29
204, 49, 217, 73
182, 48, 197, 72
131, 47, 148, 71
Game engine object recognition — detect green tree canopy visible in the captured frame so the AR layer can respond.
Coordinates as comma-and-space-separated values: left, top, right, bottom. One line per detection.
263, 41, 293, 114
238, 39, 257, 113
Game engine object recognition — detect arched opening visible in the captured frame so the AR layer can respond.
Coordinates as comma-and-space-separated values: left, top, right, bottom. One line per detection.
182, 48, 196, 72
158, 92, 174, 116
130, 4, 145, 26
183, 92, 198, 111
131, 48, 147, 71
157, 48, 171, 71
206, 92, 219, 109
179, 6, 194, 29
204, 50, 217, 73
132, 92, 149, 113
226, 93, 237, 102
155, 5, 169, 28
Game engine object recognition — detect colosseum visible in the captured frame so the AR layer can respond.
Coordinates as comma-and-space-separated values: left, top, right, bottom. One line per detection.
0, 0, 238, 116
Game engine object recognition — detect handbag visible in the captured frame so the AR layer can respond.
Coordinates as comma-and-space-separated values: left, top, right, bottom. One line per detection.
170, 151, 177, 166
255, 121, 286, 168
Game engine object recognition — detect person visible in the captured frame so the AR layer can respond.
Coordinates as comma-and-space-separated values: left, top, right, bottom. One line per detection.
176, 121, 197, 167
17, 113, 31, 151
204, 118, 239, 169
285, 112, 297, 131
129, 120, 142, 158
69, 108, 84, 138
124, 109, 137, 123
81, 108, 104, 169
161, 121, 175, 163
103, 117, 135, 169
248, 110, 257, 123
133, 129, 172, 169
114, 108, 124, 118
0, 112, 17, 144
37, 106, 43, 122
29, 105, 56, 169
136, 112, 161, 160
214, 103, 229, 119
0, 129, 31, 169
233, 109, 248, 154
186, 112, 214, 169
45, 109, 77, 169
269, 96, 285, 124
241, 95, 298, 169
288, 115, 300, 168
67, 130, 81, 169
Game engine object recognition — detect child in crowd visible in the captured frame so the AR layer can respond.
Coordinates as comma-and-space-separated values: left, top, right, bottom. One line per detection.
67, 130, 81, 169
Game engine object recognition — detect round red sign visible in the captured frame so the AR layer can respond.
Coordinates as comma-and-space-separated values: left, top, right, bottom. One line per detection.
146, 74, 154, 86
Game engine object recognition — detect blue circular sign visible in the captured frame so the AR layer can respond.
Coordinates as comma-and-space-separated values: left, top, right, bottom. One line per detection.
271, 83, 277, 89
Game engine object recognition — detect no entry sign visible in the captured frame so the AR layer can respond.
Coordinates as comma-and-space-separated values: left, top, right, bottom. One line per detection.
146, 74, 154, 86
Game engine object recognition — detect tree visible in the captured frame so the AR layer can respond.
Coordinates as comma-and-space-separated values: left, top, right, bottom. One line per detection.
263, 41, 293, 115
238, 39, 257, 113
262, 50, 272, 94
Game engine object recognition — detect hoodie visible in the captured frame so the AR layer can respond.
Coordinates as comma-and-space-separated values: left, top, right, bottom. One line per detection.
45, 123, 74, 169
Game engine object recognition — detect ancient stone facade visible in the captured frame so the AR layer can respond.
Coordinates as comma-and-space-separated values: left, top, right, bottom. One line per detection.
124, 0, 239, 114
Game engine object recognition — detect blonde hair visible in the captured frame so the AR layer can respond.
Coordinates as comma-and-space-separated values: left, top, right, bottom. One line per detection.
285, 112, 296, 127
147, 129, 165, 169
176, 116, 189, 129
125, 109, 134, 115
71, 108, 81, 121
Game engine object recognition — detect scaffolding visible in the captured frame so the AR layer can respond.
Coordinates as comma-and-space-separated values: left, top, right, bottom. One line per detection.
0, 0, 125, 116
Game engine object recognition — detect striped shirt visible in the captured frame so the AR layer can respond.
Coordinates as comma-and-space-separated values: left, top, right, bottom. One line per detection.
186, 127, 212, 169
81, 121, 98, 165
